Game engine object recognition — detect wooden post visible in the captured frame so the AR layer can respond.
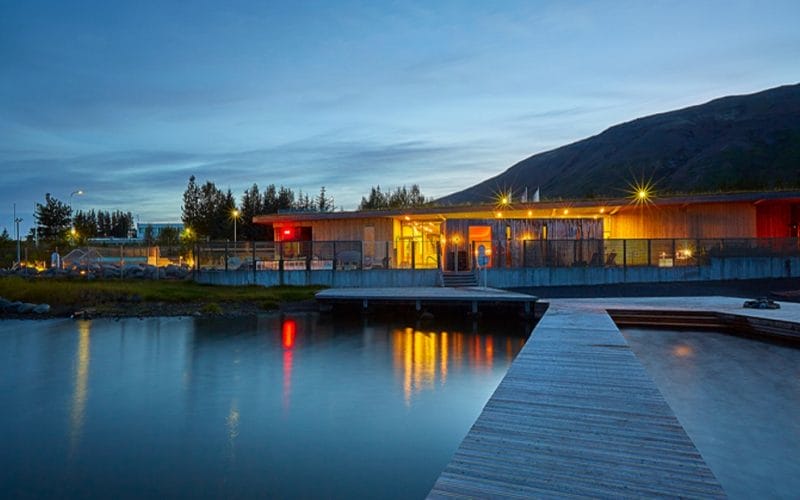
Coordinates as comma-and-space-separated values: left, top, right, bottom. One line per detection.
252, 240, 257, 284
411, 241, 416, 269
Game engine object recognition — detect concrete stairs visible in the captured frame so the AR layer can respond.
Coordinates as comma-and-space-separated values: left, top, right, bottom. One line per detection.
441, 271, 478, 288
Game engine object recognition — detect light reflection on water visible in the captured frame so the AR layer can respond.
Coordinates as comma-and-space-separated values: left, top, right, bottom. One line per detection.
0, 314, 528, 499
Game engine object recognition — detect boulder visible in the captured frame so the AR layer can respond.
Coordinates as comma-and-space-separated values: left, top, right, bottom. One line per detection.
32, 303, 50, 314
16, 303, 36, 314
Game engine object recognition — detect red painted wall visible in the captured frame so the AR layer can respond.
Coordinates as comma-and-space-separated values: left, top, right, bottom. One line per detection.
756, 203, 795, 237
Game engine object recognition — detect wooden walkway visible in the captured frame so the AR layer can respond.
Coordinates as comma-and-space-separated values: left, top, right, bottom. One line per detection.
429, 301, 726, 498
316, 287, 537, 315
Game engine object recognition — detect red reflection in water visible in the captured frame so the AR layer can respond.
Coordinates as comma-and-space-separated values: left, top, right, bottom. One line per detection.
282, 319, 296, 349
281, 318, 296, 413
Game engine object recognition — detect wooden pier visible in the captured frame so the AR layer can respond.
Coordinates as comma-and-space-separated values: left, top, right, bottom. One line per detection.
315, 287, 537, 316
429, 300, 727, 498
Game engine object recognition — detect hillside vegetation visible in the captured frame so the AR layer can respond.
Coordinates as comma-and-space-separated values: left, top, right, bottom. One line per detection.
440, 83, 800, 204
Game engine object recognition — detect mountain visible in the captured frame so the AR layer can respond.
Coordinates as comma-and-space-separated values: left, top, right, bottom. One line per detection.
439, 83, 800, 204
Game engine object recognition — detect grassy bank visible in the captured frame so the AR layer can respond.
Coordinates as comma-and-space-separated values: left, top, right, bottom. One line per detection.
0, 276, 323, 315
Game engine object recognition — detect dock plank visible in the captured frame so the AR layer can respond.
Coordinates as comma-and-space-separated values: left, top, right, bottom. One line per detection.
428, 302, 726, 498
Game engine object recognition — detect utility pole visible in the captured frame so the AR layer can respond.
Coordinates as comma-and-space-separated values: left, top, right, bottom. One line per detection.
13, 203, 22, 265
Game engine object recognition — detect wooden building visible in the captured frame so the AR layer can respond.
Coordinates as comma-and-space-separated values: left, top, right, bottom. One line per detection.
253, 191, 800, 269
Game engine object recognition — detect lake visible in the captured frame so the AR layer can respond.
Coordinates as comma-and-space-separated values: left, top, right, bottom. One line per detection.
0, 314, 527, 499
623, 328, 800, 499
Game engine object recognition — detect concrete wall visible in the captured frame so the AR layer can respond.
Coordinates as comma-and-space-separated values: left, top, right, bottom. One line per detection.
196, 256, 800, 288
196, 268, 441, 287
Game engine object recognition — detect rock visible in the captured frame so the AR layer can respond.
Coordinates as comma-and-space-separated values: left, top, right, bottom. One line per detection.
32, 303, 50, 314
16, 303, 36, 314
4, 301, 22, 313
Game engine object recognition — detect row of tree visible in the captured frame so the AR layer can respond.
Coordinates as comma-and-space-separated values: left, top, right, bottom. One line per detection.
23, 180, 433, 247
358, 184, 430, 210
74, 210, 136, 239
181, 176, 335, 240
30, 193, 135, 243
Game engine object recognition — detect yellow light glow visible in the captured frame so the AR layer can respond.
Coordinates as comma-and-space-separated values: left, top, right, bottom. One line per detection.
404, 215, 410, 221
232, 209, 240, 218
563, 209, 569, 215
495, 212, 502, 218
599, 207, 605, 214
70, 228, 77, 236
527, 210, 532, 217
627, 176, 657, 207
501, 196, 508, 205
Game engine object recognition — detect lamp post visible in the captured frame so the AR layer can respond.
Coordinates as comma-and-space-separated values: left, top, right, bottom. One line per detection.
232, 209, 240, 247
69, 189, 84, 212
69, 190, 84, 234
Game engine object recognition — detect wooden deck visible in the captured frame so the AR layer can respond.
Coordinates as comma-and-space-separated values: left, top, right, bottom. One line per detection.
315, 287, 537, 315
429, 300, 727, 498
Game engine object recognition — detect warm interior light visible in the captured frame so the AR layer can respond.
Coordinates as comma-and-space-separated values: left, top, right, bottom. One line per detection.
495, 212, 502, 218
563, 209, 569, 215
599, 207, 605, 214
527, 210, 532, 217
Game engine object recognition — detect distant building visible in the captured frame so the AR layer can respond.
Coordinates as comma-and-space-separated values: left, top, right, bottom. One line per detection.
137, 222, 184, 240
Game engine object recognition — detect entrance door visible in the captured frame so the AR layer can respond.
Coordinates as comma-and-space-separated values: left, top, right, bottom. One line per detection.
468, 226, 492, 268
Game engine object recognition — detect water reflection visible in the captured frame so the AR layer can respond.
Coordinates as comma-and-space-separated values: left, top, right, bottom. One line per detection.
282, 318, 295, 412
69, 320, 91, 458
391, 327, 521, 406
0, 314, 529, 499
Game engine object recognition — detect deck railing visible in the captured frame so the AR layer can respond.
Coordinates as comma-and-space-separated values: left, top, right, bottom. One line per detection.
189, 237, 800, 271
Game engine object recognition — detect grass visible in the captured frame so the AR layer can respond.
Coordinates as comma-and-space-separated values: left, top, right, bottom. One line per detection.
0, 276, 323, 308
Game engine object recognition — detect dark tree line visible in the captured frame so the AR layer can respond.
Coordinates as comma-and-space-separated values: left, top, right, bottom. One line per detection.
31, 193, 135, 243
73, 209, 135, 239
358, 184, 430, 210
181, 176, 335, 241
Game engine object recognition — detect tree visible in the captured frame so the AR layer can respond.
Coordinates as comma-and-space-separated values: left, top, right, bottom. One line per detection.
157, 226, 180, 247
0, 228, 9, 243
317, 186, 333, 212
73, 210, 98, 239
142, 225, 155, 245
240, 184, 266, 240
277, 186, 294, 210
34, 193, 72, 240
359, 186, 388, 210
359, 184, 429, 210
182, 175, 202, 232
262, 184, 278, 213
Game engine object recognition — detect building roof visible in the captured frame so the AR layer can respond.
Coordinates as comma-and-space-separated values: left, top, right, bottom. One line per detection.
252, 190, 800, 224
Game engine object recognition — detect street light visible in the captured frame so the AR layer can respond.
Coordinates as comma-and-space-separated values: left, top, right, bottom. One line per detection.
69, 189, 84, 211
69, 190, 84, 232
232, 209, 240, 246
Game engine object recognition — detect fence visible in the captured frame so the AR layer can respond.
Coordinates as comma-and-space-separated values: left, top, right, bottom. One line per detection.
193, 238, 800, 272
7, 237, 800, 272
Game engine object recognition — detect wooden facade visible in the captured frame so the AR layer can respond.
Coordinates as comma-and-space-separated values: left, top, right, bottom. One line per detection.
253, 191, 800, 269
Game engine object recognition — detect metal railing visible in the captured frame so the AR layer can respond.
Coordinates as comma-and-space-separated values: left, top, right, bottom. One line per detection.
7, 237, 797, 272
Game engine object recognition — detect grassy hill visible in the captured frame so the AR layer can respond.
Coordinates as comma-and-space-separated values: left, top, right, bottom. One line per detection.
439, 83, 800, 204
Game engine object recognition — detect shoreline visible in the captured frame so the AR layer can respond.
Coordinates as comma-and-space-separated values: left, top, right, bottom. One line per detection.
2, 277, 798, 321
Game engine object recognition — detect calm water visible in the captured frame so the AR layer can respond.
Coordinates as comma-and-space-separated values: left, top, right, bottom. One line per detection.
0, 315, 527, 499
622, 328, 800, 499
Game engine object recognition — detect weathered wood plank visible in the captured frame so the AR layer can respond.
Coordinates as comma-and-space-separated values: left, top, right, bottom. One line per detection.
428, 302, 726, 498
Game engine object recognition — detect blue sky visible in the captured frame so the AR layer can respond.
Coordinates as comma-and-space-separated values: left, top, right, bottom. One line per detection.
2, 0, 799, 233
